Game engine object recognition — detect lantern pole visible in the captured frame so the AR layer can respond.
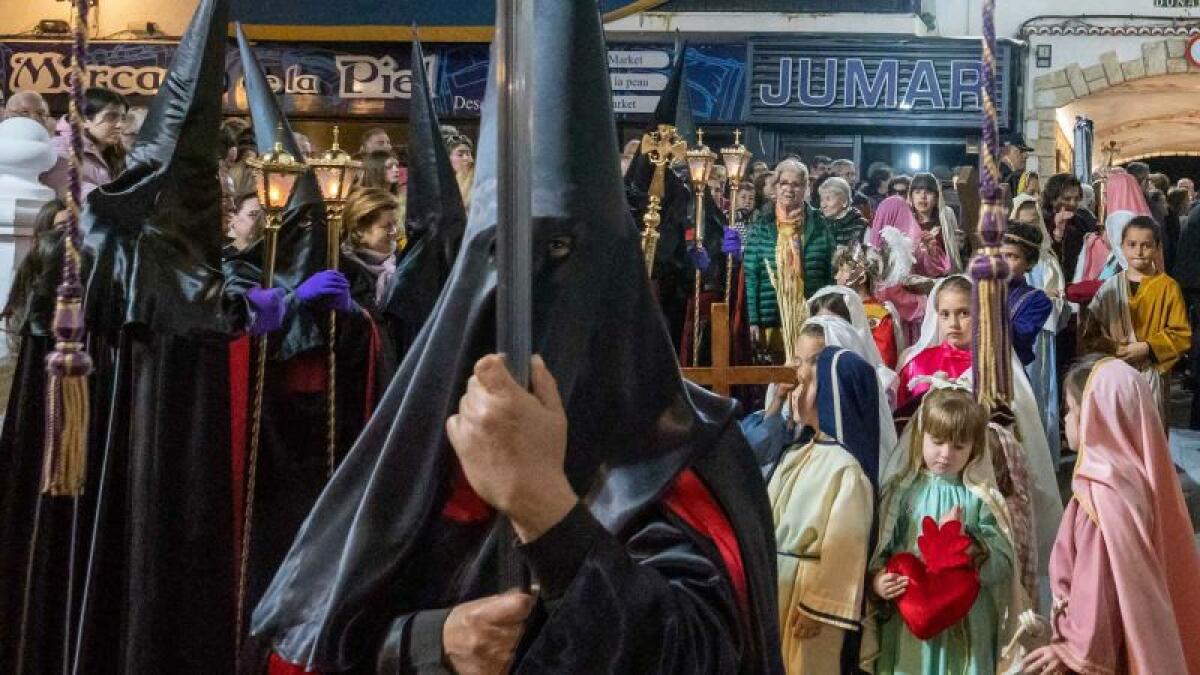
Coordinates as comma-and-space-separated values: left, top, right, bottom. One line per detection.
237, 127, 305, 646
307, 126, 361, 478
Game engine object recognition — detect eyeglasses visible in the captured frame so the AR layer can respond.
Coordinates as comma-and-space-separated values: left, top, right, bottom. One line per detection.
7, 109, 48, 121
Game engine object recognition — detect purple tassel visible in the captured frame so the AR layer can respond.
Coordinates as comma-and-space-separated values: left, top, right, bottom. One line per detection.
43, 0, 93, 497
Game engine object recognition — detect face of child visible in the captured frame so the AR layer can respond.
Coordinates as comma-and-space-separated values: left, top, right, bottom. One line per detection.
1016, 204, 1038, 225
228, 197, 262, 244
735, 188, 756, 212
910, 187, 936, 216
792, 334, 824, 425
921, 432, 972, 477
835, 261, 857, 287
1064, 393, 1081, 451
937, 288, 972, 349
1001, 243, 1030, 278
1121, 227, 1158, 274
795, 334, 825, 376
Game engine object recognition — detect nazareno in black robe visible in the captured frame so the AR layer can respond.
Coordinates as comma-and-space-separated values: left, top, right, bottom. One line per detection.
58, 0, 243, 670
251, 2, 782, 673
228, 23, 339, 644
378, 38, 467, 367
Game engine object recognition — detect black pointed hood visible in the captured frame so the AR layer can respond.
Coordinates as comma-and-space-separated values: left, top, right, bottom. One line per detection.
379, 36, 466, 355
652, 36, 695, 144
234, 22, 328, 358
83, 0, 231, 337
236, 23, 324, 216
251, 1, 748, 669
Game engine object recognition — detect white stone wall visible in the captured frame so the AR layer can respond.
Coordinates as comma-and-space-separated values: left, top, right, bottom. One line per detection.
0, 0, 200, 39
1024, 36, 1198, 173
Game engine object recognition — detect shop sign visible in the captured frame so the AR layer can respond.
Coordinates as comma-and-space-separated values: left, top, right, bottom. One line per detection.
1, 39, 746, 123
747, 36, 1019, 130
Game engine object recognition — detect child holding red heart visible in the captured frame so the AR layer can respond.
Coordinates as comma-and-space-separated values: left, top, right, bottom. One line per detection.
862, 388, 1027, 675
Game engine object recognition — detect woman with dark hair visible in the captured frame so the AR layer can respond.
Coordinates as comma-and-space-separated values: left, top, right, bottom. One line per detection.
1165, 186, 1189, 273
885, 174, 911, 199
223, 189, 263, 253
0, 199, 65, 662
862, 162, 892, 210
1042, 173, 1097, 279
443, 128, 475, 210
359, 149, 404, 198
42, 87, 128, 197
2, 199, 65, 336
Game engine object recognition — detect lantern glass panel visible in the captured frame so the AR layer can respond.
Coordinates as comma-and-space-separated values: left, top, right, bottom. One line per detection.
687, 152, 713, 186
267, 171, 298, 210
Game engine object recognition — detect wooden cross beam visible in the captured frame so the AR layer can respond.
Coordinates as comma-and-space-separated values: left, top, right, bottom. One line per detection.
681, 302, 795, 396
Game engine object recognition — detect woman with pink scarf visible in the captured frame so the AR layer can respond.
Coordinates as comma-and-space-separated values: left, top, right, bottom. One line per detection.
868, 195, 956, 342
1072, 171, 1154, 291
1023, 357, 1200, 675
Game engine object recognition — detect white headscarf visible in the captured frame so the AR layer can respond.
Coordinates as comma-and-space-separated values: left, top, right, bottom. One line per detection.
807, 285, 897, 397
896, 275, 968, 374
892, 275, 1064, 575
803, 314, 900, 476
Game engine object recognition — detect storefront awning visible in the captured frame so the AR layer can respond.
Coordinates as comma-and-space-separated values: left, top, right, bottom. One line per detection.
231, 0, 667, 42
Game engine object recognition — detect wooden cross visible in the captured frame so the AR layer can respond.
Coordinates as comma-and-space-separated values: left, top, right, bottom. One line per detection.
681, 302, 796, 396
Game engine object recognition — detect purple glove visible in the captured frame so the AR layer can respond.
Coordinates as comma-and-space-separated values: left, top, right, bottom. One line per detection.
690, 244, 711, 272
296, 270, 354, 313
246, 287, 285, 336
722, 228, 742, 260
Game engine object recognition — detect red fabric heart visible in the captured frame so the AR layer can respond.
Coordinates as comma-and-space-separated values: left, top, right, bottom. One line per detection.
884, 516, 981, 640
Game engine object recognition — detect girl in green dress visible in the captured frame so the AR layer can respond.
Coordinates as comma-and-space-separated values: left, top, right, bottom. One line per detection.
863, 388, 1026, 675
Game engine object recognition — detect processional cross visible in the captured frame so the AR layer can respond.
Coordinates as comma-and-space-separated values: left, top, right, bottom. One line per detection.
681, 303, 795, 396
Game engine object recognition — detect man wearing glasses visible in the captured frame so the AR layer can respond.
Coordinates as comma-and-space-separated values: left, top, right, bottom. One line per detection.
3, 91, 51, 131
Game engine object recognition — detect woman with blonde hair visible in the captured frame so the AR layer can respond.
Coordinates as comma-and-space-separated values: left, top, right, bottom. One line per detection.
322, 187, 405, 461
443, 129, 475, 211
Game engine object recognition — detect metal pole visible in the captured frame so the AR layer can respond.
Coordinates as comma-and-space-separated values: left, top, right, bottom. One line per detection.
326, 209, 341, 477
236, 212, 281, 649
692, 188, 705, 367
495, 0, 533, 388
725, 184, 738, 307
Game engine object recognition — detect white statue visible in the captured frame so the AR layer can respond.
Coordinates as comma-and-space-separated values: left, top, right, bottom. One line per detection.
0, 116, 58, 202
0, 116, 59, 359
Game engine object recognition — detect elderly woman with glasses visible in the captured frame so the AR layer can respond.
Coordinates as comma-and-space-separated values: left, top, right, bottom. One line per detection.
743, 159, 836, 363
817, 176, 868, 248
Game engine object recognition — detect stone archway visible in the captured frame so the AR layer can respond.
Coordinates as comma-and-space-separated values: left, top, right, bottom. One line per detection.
1028, 38, 1200, 173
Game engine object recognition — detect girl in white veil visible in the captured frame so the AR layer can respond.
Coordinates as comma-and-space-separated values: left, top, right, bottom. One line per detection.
808, 285, 899, 403
894, 275, 1063, 578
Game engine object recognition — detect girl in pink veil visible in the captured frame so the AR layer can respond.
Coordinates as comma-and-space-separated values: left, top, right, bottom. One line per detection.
869, 195, 954, 342
1024, 357, 1200, 675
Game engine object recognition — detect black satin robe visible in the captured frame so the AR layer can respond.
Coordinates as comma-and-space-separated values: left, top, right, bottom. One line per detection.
352, 418, 778, 674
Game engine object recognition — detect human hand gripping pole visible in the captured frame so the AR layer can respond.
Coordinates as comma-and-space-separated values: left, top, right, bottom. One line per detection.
446, 354, 577, 544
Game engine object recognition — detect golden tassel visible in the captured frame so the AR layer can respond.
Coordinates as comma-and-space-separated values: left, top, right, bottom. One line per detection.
41, 358, 90, 497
